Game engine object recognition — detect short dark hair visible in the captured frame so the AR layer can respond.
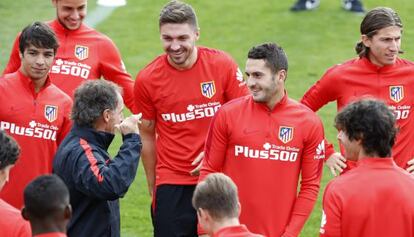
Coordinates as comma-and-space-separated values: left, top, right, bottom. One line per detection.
0, 130, 20, 170
23, 174, 69, 219
247, 42, 288, 75
159, 1, 198, 29
19, 21, 59, 55
335, 99, 397, 157
192, 173, 239, 220
71, 80, 121, 127
355, 7, 403, 57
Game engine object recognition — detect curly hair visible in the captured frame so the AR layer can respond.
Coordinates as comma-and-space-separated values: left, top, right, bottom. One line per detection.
335, 99, 397, 157
0, 130, 20, 170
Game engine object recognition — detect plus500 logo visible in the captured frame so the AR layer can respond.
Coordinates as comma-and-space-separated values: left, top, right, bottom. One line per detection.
161, 104, 221, 123
51, 64, 90, 79
234, 145, 298, 162
0, 121, 57, 141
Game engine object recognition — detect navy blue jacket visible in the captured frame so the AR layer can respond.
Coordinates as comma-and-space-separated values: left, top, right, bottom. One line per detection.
53, 125, 141, 237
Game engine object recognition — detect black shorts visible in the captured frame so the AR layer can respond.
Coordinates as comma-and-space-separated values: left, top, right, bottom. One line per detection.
152, 184, 198, 237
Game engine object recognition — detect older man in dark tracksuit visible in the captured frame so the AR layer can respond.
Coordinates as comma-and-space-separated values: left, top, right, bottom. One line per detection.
53, 80, 142, 237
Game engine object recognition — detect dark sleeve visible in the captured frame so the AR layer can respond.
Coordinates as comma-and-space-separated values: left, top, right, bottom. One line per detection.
73, 133, 142, 200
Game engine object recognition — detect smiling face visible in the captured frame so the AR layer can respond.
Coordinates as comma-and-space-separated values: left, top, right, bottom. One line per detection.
160, 23, 199, 70
362, 25, 402, 67
20, 44, 55, 82
53, 0, 87, 30
245, 59, 285, 109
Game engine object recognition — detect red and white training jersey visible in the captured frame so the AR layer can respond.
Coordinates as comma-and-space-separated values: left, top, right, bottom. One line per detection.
200, 94, 325, 237
301, 57, 414, 169
134, 46, 248, 186
3, 20, 135, 111
320, 158, 414, 237
0, 71, 72, 208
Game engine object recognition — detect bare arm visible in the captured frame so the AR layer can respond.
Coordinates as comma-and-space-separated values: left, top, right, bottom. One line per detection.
139, 119, 157, 197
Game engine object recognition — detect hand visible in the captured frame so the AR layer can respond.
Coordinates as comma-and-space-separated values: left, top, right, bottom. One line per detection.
190, 151, 204, 176
147, 178, 155, 197
406, 158, 414, 174
325, 152, 347, 177
115, 113, 142, 135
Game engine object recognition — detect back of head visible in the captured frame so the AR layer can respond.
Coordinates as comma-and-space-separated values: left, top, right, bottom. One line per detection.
192, 173, 239, 221
159, 0, 198, 29
335, 99, 397, 157
248, 42, 288, 75
23, 174, 70, 220
355, 7, 403, 57
71, 80, 121, 127
0, 130, 20, 170
19, 21, 59, 54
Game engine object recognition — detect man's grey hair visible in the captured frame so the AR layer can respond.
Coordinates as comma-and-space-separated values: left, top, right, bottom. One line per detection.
71, 80, 122, 127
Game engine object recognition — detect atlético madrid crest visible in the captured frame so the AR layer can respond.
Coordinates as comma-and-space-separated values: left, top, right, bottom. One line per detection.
389, 85, 404, 103
278, 126, 294, 144
44, 105, 58, 123
200, 81, 216, 99
74, 45, 89, 60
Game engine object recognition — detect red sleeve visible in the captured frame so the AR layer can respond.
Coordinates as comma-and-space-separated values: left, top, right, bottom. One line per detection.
99, 38, 135, 112
2, 33, 21, 76
133, 71, 156, 119
283, 117, 325, 237
199, 108, 228, 181
57, 99, 73, 145
320, 183, 342, 237
300, 67, 340, 112
222, 54, 249, 101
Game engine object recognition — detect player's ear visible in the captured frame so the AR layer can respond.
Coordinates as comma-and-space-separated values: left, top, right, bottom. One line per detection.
102, 109, 112, 123
21, 207, 30, 221
64, 204, 72, 220
52, 0, 58, 8
237, 202, 241, 216
361, 34, 371, 48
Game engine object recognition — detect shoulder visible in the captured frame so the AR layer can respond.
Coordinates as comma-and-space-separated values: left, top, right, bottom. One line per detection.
136, 55, 167, 82
322, 58, 361, 78
198, 46, 236, 65
220, 95, 250, 112
286, 98, 322, 122
46, 84, 73, 104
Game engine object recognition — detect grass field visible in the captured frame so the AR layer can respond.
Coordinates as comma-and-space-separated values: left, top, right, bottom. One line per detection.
1, 0, 414, 236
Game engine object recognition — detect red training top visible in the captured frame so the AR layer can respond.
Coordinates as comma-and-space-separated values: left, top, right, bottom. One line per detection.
0, 71, 72, 208
301, 57, 414, 169
0, 199, 31, 237
134, 46, 248, 186
320, 158, 414, 237
3, 20, 134, 111
213, 225, 265, 237
201, 94, 325, 237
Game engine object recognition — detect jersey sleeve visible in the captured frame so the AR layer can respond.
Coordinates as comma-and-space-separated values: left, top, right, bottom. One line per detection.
199, 108, 229, 181
133, 71, 156, 119
320, 182, 342, 237
72, 134, 141, 200
222, 54, 249, 101
98, 38, 135, 112
283, 116, 325, 236
300, 67, 340, 112
2, 33, 21, 76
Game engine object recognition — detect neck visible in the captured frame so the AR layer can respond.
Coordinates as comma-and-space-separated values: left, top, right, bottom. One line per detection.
267, 89, 285, 110
20, 69, 47, 93
168, 47, 198, 70
30, 220, 66, 236
358, 149, 380, 160
211, 218, 240, 235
